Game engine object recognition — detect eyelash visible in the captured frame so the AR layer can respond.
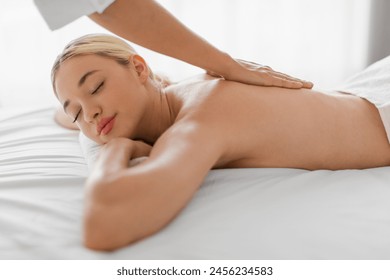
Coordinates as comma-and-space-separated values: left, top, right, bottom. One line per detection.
72, 81, 105, 123
72, 110, 81, 123
92, 81, 104, 95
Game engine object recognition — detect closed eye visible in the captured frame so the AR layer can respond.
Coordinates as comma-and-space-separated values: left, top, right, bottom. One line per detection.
92, 81, 104, 95
72, 109, 81, 123
72, 81, 104, 123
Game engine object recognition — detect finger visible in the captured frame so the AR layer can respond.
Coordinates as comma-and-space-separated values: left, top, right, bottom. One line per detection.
267, 72, 304, 87
266, 70, 302, 82
235, 57, 313, 87
277, 78, 304, 89
262, 74, 303, 89
260, 65, 272, 70
266, 70, 313, 89
302, 80, 314, 89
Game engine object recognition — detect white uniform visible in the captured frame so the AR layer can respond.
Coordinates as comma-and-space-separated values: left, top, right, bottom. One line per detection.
34, 0, 116, 30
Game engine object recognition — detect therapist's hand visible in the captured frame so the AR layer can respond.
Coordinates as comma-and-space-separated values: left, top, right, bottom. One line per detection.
90, 0, 312, 89
208, 58, 313, 89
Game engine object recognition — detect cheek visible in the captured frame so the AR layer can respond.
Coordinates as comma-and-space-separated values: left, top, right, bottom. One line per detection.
110, 78, 144, 101
109, 91, 142, 116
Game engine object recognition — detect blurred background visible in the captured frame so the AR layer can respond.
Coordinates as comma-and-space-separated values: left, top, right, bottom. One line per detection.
0, 0, 389, 108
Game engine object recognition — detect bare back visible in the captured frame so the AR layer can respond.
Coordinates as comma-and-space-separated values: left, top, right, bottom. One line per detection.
167, 77, 390, 170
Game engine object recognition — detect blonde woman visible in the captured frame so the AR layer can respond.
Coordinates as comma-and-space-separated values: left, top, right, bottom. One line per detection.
52, 34, 390, 251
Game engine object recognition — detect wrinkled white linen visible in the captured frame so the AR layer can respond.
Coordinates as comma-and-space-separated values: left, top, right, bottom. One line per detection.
337, 55, 390, 142
2, 106, 389, 259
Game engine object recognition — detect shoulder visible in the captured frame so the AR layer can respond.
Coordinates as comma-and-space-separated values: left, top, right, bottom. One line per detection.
178, 73, 222, 84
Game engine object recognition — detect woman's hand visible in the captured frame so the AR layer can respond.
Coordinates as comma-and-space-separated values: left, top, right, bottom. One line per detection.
88, 138, 152, 183
131, 139, 153, 158
101, 138, 152, 162
208, 57, 313, 89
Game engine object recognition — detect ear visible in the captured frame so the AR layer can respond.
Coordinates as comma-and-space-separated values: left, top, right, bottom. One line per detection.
131, 54, 149, 83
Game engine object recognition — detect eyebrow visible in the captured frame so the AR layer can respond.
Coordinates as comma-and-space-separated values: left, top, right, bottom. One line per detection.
62, 70, 100, 113
63, 100, 70, 113
78, 70, 99, 87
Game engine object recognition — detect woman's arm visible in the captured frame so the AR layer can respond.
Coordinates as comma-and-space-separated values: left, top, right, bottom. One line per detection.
89, 0, 312, 89
83, 120, 224, 251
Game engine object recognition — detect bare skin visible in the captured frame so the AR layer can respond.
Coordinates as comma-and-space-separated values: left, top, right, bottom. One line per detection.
54, 54, 390, 251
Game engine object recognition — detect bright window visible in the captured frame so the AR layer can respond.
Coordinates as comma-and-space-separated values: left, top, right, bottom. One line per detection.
0, 0, 370, 107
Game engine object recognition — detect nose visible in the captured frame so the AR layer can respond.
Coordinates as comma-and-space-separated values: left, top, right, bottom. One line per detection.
83, 104, 101, 123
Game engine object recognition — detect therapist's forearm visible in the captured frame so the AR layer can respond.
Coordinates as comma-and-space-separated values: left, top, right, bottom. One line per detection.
89, 0, 234, 76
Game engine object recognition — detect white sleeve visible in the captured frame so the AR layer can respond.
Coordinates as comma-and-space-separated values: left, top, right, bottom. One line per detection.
34, 0, 116, 30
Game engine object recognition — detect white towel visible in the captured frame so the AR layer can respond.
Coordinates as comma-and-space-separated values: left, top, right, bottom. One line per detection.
336, 55, 390, 142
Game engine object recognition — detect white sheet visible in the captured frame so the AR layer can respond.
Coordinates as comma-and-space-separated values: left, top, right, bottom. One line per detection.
337, 55, 390, 142
1, 106, 390, 259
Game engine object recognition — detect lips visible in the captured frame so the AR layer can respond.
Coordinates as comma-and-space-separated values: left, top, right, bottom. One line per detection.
97, 115, 116, 135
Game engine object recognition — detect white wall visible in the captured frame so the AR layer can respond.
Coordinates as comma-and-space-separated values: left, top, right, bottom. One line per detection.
0, 0, 371, 108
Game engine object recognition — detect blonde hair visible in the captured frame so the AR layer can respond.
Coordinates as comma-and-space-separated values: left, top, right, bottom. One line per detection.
51, 34, 169, 95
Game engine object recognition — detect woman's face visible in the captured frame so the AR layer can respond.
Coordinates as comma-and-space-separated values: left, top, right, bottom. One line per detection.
54, 54, 149, 144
